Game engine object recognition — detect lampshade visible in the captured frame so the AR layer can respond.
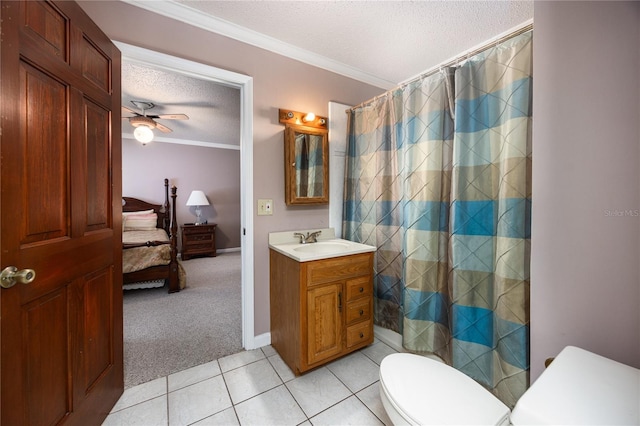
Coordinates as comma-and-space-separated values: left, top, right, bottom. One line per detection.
186, 190, 210, 206
133, 125, 154, 144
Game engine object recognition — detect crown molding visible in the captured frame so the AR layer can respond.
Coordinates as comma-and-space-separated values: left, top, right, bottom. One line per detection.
123, 134, 241, 150
121, 0, 394, 90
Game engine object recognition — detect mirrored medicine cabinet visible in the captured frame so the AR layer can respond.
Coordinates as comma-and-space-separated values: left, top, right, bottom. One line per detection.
279, 109, 329, 205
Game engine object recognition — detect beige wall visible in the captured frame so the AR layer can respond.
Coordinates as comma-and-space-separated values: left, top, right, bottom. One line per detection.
532, 1, 640, 380
82, 1, 640, 374
79, 1, 384, 337
122, 137, 241, 250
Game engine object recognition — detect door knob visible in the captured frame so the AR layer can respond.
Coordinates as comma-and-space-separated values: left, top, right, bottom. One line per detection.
1, 266, 36, 289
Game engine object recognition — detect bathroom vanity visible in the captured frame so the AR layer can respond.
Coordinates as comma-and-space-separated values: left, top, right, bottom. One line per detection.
269, 229, 376, 375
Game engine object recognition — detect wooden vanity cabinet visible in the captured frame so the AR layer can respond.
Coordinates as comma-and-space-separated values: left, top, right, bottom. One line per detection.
269, 250, 374, 375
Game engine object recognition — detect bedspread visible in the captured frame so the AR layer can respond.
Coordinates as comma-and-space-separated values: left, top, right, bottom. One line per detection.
123, 229, 171, 274
123, 229, 187, 290
123, 229, 170, 245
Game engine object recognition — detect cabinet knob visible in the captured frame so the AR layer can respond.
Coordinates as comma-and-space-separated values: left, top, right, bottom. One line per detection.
359, 287, 364, 293
359, 332, 364, 338
359, 309, 364, 316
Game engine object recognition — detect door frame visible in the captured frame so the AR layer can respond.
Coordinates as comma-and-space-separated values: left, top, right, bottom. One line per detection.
115, 41, 256, 349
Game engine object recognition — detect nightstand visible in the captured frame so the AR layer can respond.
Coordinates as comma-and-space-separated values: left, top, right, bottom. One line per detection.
181, 223, 216, 260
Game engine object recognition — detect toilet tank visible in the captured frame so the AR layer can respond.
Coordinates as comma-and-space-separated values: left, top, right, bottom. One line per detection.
511, 346, 640, 425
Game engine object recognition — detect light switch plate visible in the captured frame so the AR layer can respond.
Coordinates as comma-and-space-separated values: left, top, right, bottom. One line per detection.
257, 199, 273, 216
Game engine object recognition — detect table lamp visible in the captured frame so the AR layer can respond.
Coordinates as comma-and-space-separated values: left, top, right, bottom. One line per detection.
186, 190, 210, 225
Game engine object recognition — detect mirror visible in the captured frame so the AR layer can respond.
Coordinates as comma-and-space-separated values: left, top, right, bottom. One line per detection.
284, 124, 329, 205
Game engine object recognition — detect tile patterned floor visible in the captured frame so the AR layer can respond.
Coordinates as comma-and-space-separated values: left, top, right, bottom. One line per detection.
103, 339, 398, 425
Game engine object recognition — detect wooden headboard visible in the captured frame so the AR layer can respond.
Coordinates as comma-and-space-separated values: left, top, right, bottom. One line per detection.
122, 178, 176, 235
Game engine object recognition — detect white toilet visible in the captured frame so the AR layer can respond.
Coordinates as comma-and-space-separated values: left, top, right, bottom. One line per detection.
379, 345, 640, 425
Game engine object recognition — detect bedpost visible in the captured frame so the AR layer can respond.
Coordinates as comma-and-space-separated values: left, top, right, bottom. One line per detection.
168, 185, 180, 293
162, 178, 170, 235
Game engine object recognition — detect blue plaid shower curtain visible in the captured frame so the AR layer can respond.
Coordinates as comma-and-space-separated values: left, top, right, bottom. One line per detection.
343, 31, 532, 406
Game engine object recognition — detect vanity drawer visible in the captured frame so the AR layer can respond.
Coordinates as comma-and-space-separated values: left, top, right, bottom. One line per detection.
346, 320, 373, 348
345, 276, 371, 301
346, 298, 371, 325
305, 253, 372, 286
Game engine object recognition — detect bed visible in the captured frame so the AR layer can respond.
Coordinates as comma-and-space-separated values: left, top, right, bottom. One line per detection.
122, 178, 184, 293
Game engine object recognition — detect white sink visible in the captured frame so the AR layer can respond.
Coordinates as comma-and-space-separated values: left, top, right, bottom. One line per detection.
293, 241, 351, 254
268, 233, 376, 262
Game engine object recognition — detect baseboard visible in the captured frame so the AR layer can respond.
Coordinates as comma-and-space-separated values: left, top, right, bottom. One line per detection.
177, 247, 240, 260
374, 326, 404, 352
246, 332, 271, 350
217, 247, 241, 253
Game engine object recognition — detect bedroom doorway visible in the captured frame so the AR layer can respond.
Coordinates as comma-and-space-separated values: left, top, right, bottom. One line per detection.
117, 42, 255, 385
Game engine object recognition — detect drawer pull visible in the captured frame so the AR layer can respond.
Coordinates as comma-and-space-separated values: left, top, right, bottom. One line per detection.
359, 287, 364, 293
359, 309, 364, 316
359, 332, 364, 338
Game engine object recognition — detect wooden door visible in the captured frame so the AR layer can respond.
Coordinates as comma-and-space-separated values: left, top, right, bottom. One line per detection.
0, 1, 123, 424
306, 283, 343, 365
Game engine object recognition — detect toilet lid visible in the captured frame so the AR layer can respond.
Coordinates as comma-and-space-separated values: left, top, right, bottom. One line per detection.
380, 353, 510, 426
511, 346, 640, 425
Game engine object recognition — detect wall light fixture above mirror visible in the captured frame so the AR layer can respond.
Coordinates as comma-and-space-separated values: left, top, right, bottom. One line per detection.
279, 109, 328, 130
279, 109, 329, 205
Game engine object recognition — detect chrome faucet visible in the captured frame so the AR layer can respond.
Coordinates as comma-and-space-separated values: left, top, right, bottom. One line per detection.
293, 230, 322, 244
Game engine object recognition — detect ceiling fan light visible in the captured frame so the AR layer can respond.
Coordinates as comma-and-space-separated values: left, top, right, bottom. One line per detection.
134, 125, 154, 144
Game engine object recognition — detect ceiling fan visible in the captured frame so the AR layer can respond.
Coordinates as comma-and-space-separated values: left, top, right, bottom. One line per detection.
122, 100, 189, 143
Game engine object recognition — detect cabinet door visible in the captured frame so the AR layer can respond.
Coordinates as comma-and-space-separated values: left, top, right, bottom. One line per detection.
307, 283, 342, 365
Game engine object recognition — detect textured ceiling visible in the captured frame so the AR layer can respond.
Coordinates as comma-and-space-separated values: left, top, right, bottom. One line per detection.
174, 0, 533, 86
121, 0, 533, 145
121, 61, 241, 146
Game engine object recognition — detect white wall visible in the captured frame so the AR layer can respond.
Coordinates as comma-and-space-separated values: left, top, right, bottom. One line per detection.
531, 1, 640, 380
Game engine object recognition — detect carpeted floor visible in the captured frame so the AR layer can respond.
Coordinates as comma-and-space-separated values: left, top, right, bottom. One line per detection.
123, 251, 243, 388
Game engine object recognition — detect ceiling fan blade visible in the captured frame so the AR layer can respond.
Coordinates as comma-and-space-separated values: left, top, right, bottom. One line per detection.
153, 113, 189, 120
154, 122, 173, 133
122, 106, 139, 117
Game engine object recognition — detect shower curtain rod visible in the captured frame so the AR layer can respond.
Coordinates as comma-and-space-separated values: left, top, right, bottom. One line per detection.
349, 20, 533, 111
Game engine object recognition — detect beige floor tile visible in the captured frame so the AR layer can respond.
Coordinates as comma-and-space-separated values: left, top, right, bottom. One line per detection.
286, 367, 351, 418
111, 377, 167, 413
309, 395, 384, 426
219, 349, 266, 372
356, 382, 393, 426
103, 395, 167, 426
235, 385, 306, 426
192, 407, 240, 425
168, 375, 232, 426
327, 351, 380, 393
168, 359, 221, 392
223, 358, 283, 404
360, 340, 398, 365
104, 345, 395, 426
267, 353, 296, 382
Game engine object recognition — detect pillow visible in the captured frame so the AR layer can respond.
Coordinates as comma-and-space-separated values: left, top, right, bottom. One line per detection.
124, 213, 158, 231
